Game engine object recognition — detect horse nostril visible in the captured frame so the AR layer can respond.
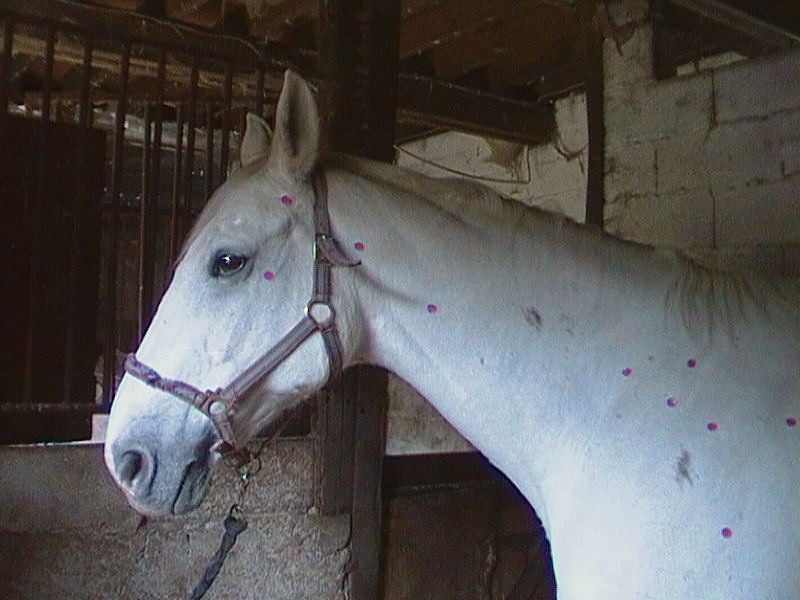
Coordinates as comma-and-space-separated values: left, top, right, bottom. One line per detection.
116, 449, 149, 489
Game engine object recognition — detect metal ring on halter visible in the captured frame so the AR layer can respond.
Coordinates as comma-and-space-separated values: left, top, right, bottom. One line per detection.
305, 301, 335, 329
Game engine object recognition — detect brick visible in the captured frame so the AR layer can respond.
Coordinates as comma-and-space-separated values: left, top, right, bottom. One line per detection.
704, 110, 799, 192
655, 131, 712, 194
605, 138, 657, 198
603, 26, 653, 97
604, 189, 714, 248
714, 50, 800, 122
715, 175, 800, 246
606, 71, 713, 142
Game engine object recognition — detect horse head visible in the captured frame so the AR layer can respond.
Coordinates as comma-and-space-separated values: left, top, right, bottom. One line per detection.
105, 71, 363, 515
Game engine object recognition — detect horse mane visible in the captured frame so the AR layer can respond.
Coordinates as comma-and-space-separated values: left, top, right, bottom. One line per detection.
324, 153, 548, 236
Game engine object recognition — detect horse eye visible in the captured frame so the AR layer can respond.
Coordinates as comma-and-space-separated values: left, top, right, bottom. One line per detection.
211, 252, 248, 277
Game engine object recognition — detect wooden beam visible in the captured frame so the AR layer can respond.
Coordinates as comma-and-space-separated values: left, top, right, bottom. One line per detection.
399, 0, 532, 58
0, 0, 282, 66
397, 73, 554, 145
666, 0, 800, 48
316, 2, 398, 600
429, 3, 568, 80
584, 23, 604, 227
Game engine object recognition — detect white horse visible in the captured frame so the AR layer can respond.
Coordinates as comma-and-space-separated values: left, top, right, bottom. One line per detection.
105, 71, 799, 600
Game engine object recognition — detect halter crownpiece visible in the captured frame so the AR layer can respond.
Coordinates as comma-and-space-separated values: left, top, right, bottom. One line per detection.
124, 166, 360, 449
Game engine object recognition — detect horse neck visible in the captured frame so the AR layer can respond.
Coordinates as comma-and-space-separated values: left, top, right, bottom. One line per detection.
325, 161, 673, 466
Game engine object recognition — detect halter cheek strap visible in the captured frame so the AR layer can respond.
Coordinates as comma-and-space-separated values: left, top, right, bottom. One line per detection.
123, 167, 359, 448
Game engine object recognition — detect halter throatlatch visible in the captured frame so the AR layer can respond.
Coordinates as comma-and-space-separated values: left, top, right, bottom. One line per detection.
124, 167, 360, 449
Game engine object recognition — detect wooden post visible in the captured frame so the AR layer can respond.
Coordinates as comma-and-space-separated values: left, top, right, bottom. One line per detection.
315, 0, 400, 598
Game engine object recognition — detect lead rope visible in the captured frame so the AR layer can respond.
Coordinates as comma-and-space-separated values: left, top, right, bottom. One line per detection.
187, 439, 268, 600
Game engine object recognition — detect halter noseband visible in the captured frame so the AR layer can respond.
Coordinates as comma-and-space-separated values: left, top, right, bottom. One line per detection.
123, 167, 359, 449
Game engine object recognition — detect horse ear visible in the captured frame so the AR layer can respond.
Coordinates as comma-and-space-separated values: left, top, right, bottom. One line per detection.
271, 70, 320, 180
240, 113, 272, 167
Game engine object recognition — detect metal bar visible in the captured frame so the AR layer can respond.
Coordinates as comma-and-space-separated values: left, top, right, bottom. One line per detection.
0, 18, 12, 117
169, 103, 185, 261
22, 26, 55, 405
136, 47, 166, 342
205, 102, 214, 199
220, 61, 233, 181
101, 42, 130, 411
183, 58, 199, 240
138, 103, 153, 343
0, 0, 286, 66
0, 403, 99, 414
62, 34, 94, 405
255, 68, 265, 114
666, 0, 800, 48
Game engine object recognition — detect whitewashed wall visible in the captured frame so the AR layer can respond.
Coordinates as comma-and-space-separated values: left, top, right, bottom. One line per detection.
602, 2, 800, 276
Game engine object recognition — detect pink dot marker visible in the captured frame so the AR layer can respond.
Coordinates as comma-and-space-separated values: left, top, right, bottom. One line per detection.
354, 241, 365, 251
707, 422, 718, 431
666, 397, 677, 407
427, 304, 438, 314
787, 417, 797, 427
622, 367, 632, 377
280, 195, 294, 206
263, 270, 275, 281
687, 359, 697, 368
721, 527, 733, 538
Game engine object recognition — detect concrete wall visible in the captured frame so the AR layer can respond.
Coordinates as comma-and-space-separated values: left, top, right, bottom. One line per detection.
602, 1, 800, 275
0, 442, 348, 600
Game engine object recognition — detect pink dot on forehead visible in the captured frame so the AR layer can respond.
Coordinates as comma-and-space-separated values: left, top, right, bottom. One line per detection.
667, 397, 677, 407
354, 241, 365, 251
280, 195, 294, 206
721, 527, 733, 538
427, 304, 438, 314
263, 270, 275, 280
687, 358, 697, 368
622, 367, 632, 377
707, 422, 718, 431
787, 417, 797, 427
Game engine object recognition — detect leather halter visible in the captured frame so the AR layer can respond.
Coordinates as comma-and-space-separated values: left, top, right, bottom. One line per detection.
123, 167, 359, 449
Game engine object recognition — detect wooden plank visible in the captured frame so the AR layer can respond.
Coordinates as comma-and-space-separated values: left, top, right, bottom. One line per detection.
397, 73, 554, 145
666, 0, 800, 48
316, 2, 397, 599
430, 3, 567, 80
399, 0, 529, 58
584, 23, 604, 228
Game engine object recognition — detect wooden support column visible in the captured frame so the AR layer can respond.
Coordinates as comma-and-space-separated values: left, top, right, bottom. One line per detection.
584, 20, 605, 228
315, 1, 400, 599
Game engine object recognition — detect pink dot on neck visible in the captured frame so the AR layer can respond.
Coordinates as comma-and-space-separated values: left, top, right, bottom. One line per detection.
721, 527, 733, 538
426, 304, 438, 314
687, 358, 697, 368
707, 422, 718, 431
787, 417, 797, 427
354, 241, 365, 251
263, 271, 275, 281
666, 397, 677, 407
622, 367, 632, 377
280, 195, 294, 206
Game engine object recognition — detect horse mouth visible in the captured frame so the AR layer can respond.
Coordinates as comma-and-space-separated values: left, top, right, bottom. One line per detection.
171, 459, 212, 515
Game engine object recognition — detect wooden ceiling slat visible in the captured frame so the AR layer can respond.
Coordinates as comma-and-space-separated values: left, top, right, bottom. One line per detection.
430, 3, 567, 81
399, 0, 530, 59
397, 73, 554, 145
249, 0, 316, 40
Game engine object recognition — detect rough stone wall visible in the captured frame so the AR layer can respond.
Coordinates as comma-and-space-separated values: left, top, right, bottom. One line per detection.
0, 442, 348, 600
602, 1, 800, 275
